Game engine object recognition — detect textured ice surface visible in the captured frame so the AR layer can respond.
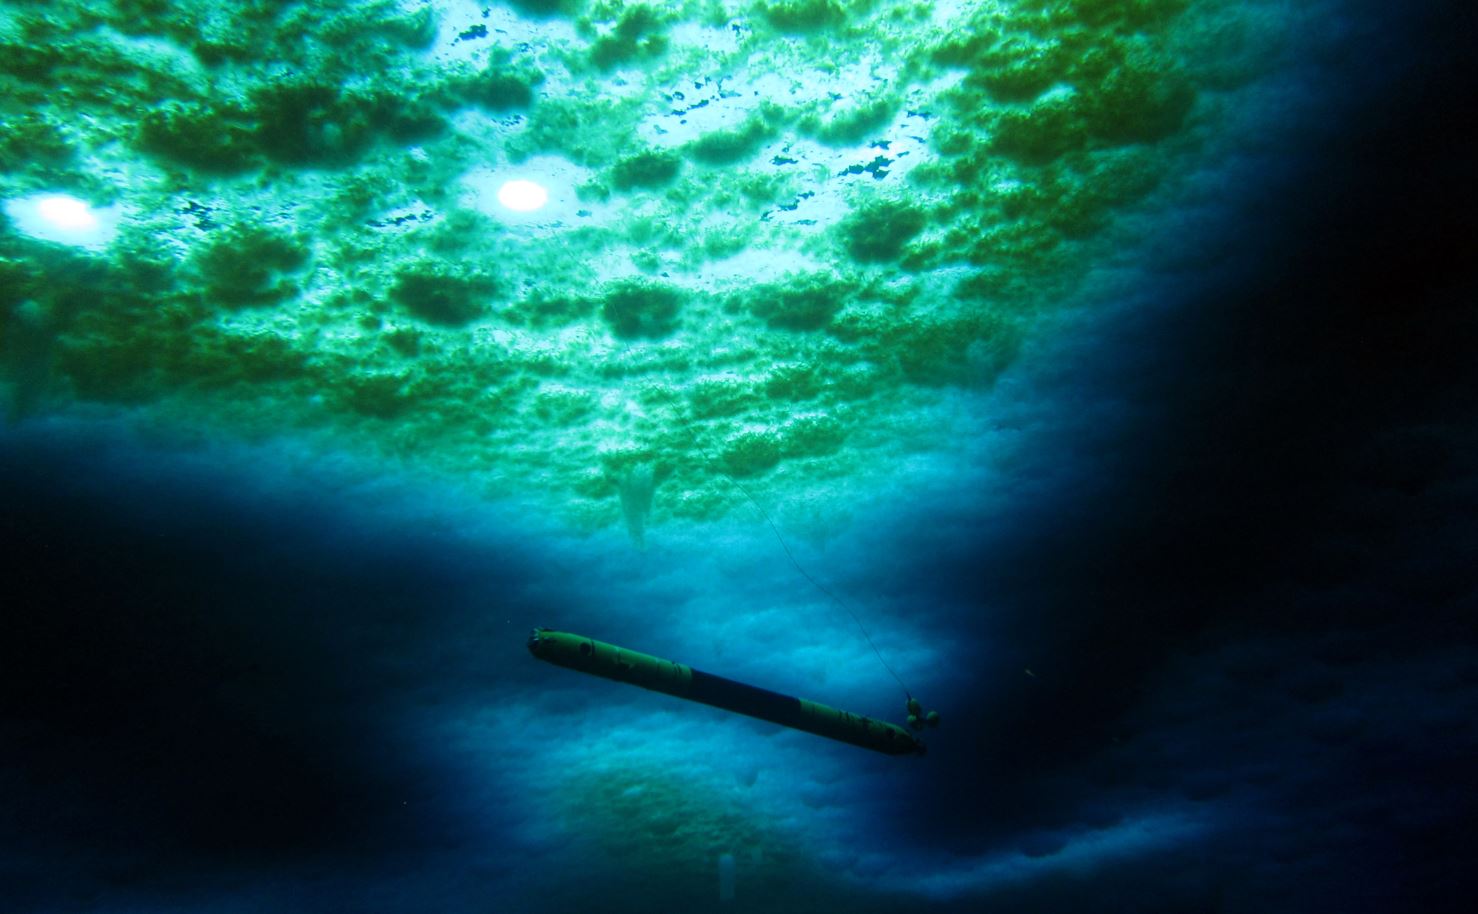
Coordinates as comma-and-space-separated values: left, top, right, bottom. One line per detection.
10, 2, 1472, 914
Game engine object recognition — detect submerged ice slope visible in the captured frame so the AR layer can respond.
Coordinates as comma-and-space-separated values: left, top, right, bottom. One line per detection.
0, 415, 1229, 914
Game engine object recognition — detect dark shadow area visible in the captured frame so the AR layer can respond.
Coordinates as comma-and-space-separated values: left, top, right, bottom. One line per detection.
0, 433, 552, 908
878, 5, 1478, 908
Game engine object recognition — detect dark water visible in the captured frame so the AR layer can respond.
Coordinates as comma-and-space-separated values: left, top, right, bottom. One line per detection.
4, 2, 1477, 912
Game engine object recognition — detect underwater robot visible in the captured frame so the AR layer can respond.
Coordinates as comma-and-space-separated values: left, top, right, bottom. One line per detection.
527, 628, 928, 756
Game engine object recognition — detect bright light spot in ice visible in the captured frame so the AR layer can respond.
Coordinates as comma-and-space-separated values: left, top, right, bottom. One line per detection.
497, 180, 549, 212
462, 158, 596, 233
37, 194, 97, 230
4, 193, 123, 249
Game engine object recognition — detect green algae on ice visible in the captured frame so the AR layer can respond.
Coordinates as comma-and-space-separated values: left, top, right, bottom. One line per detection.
0, 0, 1295, 532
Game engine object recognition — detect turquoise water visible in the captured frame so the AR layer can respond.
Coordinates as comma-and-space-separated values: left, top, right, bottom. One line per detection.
3, 1, 1476, 911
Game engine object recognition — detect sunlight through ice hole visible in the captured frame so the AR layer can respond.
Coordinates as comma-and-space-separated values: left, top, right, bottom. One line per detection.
497, 179, 548, 212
